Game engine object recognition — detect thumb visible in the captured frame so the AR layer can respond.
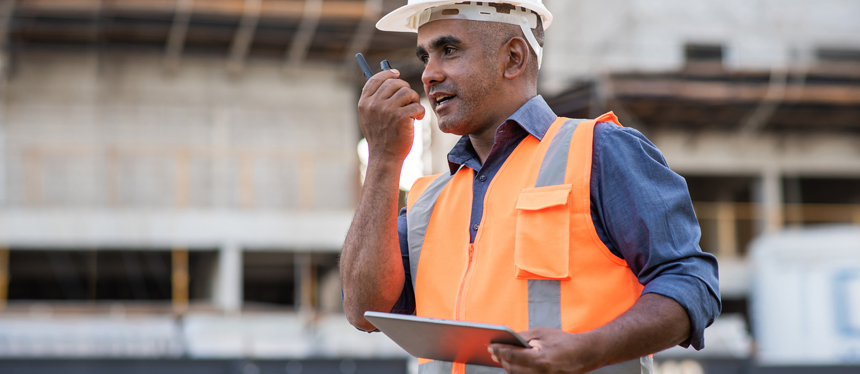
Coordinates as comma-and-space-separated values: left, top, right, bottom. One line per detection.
519, 331, 539, 342
489, 343, 535, 366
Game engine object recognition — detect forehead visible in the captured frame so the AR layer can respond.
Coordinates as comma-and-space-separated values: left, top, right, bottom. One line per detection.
416, 19, 474, 46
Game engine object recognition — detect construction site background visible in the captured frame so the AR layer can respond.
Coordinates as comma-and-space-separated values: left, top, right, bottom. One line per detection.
0, 1, 858, 373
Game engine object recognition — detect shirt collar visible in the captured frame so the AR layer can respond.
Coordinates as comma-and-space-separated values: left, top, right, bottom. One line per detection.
446, 95, 557, 174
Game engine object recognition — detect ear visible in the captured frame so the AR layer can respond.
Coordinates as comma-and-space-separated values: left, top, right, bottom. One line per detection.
501, 36, 529, 80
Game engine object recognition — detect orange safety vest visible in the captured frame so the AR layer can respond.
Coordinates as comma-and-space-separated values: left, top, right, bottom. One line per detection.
405, 113, 653, 374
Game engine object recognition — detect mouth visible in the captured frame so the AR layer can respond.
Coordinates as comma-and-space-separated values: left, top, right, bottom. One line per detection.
432, 93, 457, 110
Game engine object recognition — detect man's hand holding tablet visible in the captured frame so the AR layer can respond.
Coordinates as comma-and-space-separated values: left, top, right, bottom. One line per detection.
364, 311, 530, 368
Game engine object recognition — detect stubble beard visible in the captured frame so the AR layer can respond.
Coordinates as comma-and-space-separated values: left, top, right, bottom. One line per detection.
434, 72, 497, 136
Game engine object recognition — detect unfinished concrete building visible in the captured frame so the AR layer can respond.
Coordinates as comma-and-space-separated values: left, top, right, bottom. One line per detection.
0, 0, 858, 373
0, 0, 415, 373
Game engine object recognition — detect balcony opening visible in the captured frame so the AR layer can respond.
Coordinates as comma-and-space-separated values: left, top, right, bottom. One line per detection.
685, 43, 724, 62
683, 43, 725, 73
242, 251, 341, 312
816, 47, 860, 63
783, 176, 860, 226
7, 249, 217, 304
684, 175, 757, 258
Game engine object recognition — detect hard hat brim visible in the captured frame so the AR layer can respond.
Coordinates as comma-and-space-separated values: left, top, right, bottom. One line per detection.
376, 1, 553, 33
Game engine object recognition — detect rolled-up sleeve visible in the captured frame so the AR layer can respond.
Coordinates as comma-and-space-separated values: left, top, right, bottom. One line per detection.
590, 123, 721, 350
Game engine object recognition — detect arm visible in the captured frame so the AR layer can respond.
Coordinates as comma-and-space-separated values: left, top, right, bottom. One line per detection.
588, 123, 720, 350
489, 293, 689, 374
340, 69, 425, 331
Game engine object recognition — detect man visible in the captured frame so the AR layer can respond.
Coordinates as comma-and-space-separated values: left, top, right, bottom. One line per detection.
340, 1, 720, 373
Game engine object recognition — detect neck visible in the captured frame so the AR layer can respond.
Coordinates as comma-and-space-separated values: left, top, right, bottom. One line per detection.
469, 93, 536, 164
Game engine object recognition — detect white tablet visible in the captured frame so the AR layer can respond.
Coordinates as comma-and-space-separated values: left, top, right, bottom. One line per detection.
364, 311, 530, 368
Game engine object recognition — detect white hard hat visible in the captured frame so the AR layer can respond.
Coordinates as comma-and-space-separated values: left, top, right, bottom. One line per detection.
376, 1, 553, 69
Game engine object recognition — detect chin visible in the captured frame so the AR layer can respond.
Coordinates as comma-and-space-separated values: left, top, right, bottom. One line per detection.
436, 117, 471, 136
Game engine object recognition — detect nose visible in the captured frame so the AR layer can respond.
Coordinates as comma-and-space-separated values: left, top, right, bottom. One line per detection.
421, 56, 444, 89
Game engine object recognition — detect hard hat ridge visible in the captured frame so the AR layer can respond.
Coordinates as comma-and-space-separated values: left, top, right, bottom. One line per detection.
376, 1, 553, 69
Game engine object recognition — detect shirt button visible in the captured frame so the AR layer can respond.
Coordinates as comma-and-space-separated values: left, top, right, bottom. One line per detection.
472, 223, 480, 231
479, 175, 487, 182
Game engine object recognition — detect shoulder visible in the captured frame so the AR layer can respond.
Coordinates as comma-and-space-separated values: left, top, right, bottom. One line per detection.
406, 173, 447, 211
592, 122, 668, 166
592, 121, 649, 146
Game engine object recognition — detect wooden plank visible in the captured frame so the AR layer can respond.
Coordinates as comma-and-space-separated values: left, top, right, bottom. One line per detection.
163, 0, 194, 72
611, 77, 860, 105
343, 0, 381, 62
239, 152, 255, 208
298, 153, 314, 210
694, 202, 860, 222
227, 0, 261, 73
174, 149, 190, 208
0, 247, 8, 312
285, 0, 322, 67
716, 202, 738, 258
172, 248, 189, 315
0, 0, 15, 99
19, 0, 368, 19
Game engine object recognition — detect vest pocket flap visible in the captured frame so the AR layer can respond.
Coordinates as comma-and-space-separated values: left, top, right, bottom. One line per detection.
514, 184, 571, 280
515, 184, 572, 211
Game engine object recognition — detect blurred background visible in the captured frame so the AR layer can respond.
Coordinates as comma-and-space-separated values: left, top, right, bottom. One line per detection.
0, 0, 858, 373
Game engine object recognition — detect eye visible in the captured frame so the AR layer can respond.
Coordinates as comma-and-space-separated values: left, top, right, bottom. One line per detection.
444, 46, 456, 54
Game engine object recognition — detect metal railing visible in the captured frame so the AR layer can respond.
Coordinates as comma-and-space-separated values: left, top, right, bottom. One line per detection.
11, 143, 354, 210
692, 202, 860, 258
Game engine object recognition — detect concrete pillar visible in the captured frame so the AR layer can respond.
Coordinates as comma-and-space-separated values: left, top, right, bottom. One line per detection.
784, 175, 803, 226
215, 243, 243, 313
0, 0, 11, 206
715, 202, 738, 258
0, 119, 5, 205
755, 168, 783, 234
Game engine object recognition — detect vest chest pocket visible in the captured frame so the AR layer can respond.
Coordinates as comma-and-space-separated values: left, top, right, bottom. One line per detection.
514, 184, 572, 280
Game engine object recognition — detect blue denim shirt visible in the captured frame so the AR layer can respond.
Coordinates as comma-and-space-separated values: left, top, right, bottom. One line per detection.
393, 95, 721, 350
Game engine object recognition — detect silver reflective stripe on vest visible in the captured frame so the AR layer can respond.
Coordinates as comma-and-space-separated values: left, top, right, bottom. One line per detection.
528, 119, 650, 374
407, 172, 455, 291
534, 119, 585, 187
591, 357, 653, 374
418, 356, 650, 374
417, 362, 506, 374
418, 360, 453, 374
527, 279, 561, 329
527, 119, 583, 331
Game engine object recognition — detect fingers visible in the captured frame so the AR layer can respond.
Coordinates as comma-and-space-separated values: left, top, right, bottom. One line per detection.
390, 85, 421, 107
403, 102, 426, 120
500, 360, 533, 374
361, 68, 419, 104
490, 345, 537, 374
489, 343, 536, 368
359, 70, 422, 116
361, 69, 400, 97
375, 79, 413, 103
518, 326, 549, 342
360, 89, 422, 121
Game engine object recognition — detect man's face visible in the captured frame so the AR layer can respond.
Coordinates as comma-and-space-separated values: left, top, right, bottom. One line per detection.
416, 19, 502, 136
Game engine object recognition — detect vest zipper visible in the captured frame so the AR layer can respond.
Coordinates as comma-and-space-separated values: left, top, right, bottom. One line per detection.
455, 165, 500, 322
455, 243, 476, 321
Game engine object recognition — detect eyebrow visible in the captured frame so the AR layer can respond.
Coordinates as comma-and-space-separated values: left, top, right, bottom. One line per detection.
416, 35, 464, 58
